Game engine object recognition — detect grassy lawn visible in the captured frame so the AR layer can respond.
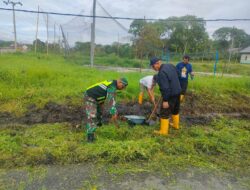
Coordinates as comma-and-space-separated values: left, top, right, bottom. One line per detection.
0, 53, 250, 115
67, 52, 250, 75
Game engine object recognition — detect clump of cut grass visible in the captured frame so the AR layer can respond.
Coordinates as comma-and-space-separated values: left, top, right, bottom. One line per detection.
0, 118, 249, 177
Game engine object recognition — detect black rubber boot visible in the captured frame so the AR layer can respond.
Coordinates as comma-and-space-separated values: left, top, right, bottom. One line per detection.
97, 122, 102, 127
87, 133, 95, 143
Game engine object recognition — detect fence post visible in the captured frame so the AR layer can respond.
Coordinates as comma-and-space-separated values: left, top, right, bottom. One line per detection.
214, 50, 219, 77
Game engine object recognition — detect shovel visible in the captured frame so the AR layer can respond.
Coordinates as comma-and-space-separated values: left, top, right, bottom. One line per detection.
145, 97, 162, 125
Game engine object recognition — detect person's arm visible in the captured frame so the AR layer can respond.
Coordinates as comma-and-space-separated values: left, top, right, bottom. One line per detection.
106, 86, 119, 128
189, 64, 194, 79
158, 71, 171, 108
147, 87, 155, 106
176, 63, 181, 78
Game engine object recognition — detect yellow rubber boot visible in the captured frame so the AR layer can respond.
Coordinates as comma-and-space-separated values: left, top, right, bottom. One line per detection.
138, 92, 143, 105
172, 114, 180, 129
180, 95, 184, 102
154, 118, 169, 135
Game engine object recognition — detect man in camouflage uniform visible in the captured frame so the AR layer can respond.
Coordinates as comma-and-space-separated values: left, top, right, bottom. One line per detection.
83, 78, 128, 142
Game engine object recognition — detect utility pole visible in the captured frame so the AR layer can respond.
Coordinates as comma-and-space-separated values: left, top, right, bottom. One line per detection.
117, 32, 120, 56
139, 16, 146, 73
90, 0, 96, 67
58, 25, 61, 53
60, 25, 70, 57
53, 22, 56, 48
35, 5, 39, 53
3, 0, 22, 51
226, 28, 235, 72
229, 27, 235, 64
46, 13, 49, 56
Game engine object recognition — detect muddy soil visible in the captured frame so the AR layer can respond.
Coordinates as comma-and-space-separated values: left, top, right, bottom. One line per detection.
0, 101, 152, 126
1, 164, 248, 190
0, 92, 249, 126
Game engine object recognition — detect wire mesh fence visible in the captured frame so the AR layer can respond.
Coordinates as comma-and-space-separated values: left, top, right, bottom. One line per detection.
0, 1, 248, 72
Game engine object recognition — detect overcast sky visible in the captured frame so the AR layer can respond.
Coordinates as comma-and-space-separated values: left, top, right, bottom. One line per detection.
0, 0, 250, 45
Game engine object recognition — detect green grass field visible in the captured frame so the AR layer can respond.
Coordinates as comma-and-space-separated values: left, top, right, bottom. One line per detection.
0, 53, 250, 188
0, 53, 250, 115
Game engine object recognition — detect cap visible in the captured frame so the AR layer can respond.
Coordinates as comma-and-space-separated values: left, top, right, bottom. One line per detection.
150, 57, 161, 66
120, 77, 128, 86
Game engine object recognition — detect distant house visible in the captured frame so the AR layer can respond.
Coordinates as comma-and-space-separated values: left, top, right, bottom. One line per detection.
0, 47, 15, 54
0, 44, 29, 54
240, 46, 250, 64
228, 48, 240, 54
21, 45, 28, 52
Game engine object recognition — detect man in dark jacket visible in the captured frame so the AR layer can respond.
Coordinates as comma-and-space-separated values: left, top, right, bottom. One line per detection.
150, 57, 181, 135
84, 78, 128, 142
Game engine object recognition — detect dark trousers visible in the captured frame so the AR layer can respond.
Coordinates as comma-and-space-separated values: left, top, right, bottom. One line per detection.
160, 94, 180, 119
180, 80, 188, 95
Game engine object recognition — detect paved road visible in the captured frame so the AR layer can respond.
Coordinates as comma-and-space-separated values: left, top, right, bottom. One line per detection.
1, 164, 248, 190
84, 65, 242, 77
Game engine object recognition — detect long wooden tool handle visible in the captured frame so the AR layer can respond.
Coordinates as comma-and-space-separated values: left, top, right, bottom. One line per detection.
148, 97, 162, 120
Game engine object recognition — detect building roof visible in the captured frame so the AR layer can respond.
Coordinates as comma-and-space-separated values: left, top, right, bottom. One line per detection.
228, 48, 240, 53
240, 46, 250, 53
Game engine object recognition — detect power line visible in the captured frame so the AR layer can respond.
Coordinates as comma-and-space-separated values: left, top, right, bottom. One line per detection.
1, 7, 250, 22
97, 0, 128, 32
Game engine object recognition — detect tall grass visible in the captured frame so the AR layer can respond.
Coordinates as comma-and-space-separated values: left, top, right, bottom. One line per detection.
0, 53, 250, 114
0, 119, 249, 175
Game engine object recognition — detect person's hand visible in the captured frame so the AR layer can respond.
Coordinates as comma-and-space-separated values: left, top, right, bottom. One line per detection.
111, 114, 117, 119
162, 101, 169, 109
152, 98, 156, 107
111, 114, 119, 128
190, 72, 194, 80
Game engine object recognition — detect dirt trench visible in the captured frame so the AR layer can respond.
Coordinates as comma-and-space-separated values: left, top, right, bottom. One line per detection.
0, 92, 250, 126
0, 101, 153, 126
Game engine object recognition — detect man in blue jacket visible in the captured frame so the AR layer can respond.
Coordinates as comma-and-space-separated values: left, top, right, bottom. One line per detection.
150, 57, 182, 135
176, 55, 194, 102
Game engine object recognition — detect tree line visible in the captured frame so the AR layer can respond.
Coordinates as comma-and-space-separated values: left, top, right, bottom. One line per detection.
129, 15, 250, 58
25, 15, 250, 59
73, 15, 250, 59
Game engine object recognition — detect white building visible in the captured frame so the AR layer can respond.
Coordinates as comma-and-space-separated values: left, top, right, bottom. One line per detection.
240, 46, 250, 64
0, 47, 15, 54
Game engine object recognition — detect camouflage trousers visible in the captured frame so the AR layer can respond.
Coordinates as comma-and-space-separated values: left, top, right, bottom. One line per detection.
84, 94, 103, 134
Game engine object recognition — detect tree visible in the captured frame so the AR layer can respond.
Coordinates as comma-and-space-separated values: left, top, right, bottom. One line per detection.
213, 27, 250, 50
134, 23, 163, 58
161, 15, 209, 54
32, 39, 46, 52
129, 15, 210, 56
74, 42, 91, 54
0, 40, 13, 48
129, 19, 146, 37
